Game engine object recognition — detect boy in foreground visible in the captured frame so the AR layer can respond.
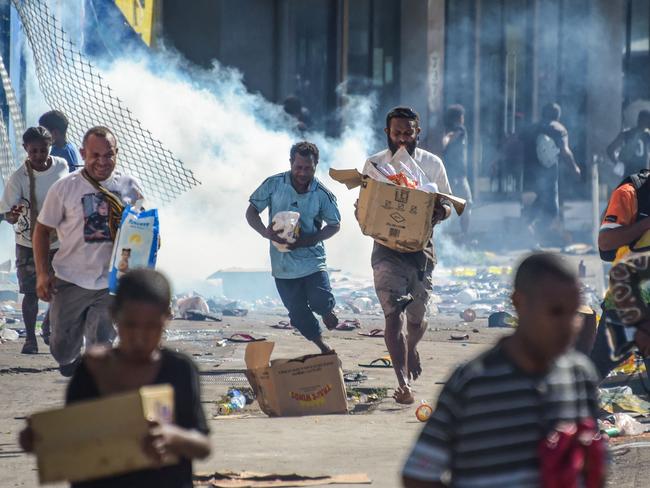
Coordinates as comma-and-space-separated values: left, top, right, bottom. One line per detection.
402, 253, 604, 487
20, 269, 211, 487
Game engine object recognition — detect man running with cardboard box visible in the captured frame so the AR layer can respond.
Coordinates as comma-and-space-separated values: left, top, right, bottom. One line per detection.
363, 107, 453, 404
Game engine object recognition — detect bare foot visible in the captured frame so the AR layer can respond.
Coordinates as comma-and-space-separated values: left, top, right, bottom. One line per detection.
393, 385, 415, 405
408, 348, 422, 381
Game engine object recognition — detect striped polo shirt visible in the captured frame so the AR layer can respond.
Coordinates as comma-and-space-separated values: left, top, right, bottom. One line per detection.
402, 340, 599, 488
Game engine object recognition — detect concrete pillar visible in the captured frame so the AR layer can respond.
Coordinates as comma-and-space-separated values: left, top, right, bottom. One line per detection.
399, 0, 446, 153
531, 0, 561, 119
585, 0, 625, 161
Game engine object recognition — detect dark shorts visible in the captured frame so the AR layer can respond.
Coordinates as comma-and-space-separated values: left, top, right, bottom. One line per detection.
15, 244, 55, 294
372, 248, 433, 323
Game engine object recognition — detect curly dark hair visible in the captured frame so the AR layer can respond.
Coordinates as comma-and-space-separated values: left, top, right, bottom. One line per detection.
38, 110, 69, 134
22, 126, 53, 145
385, 106, 420, 129
290, 141, 319, 164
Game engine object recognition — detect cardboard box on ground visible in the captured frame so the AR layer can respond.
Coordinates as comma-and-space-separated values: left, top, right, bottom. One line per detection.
245, 342, 348, 417
330, 168, 466, 253
30, 384, 175, 484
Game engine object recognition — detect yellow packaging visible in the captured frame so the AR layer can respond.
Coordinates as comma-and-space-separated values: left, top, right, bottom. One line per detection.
30, 384, 175, 484
245, 342, 348, 417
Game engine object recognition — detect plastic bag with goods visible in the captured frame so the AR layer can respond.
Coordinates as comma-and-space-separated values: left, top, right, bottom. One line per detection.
271, 211, 300, 253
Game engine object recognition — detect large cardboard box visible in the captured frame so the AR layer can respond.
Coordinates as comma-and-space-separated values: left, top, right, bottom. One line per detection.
245, 341, 348, 417
330, 168, 466, 252
30, 384, 176, 484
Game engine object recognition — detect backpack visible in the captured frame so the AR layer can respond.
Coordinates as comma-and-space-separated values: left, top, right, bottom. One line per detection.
600, 169, 650, 261
536, 133, 560, 168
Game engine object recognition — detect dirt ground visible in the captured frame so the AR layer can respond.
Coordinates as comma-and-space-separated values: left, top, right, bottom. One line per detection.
1, 255, 649, 487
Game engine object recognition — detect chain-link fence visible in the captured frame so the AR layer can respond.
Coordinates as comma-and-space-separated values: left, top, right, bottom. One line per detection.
10, 0, 200, 203
0, 106, 14, 184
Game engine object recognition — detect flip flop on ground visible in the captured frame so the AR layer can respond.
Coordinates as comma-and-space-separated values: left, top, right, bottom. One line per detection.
358, 328, 384, 338
358, 357, 392, 368
227, 333, 266, 343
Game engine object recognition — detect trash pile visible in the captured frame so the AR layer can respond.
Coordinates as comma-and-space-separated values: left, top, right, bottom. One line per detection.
216, 388, 252, 416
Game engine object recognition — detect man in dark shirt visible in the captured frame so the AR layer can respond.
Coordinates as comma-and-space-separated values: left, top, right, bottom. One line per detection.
607, 109, 650, 176
522, 103, 581, 244
442, 104, 472, 234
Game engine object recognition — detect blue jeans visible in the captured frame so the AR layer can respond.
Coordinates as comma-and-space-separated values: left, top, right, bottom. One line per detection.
589, 309, 650, 381
275, 271, 335, 341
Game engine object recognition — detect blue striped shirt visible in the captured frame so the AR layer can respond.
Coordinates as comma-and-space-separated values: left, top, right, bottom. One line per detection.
250, 172, 340, 279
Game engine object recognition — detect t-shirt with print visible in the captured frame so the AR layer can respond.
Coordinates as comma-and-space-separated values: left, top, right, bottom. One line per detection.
249, 172, 341, 280
50, 142, 81, 172
402, 340, 599, 488
362, 147, 451, 271
37, 169, 143, 290
0, 156, 69, 248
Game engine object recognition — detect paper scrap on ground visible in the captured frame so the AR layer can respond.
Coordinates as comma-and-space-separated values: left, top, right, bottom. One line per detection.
194, 471, 372, 487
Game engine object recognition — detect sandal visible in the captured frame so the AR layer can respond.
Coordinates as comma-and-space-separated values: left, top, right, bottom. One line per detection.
358, 328, 385, 338
335, 319, 361, 331
358, 357, 392, 368
226, 333, 266, 343
269, 321, 293, 330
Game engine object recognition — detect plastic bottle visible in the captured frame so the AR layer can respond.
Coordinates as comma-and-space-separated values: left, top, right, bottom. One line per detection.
217, 390, 246, 415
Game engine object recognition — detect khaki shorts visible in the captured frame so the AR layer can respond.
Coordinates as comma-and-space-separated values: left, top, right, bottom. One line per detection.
372, 257, 433, 323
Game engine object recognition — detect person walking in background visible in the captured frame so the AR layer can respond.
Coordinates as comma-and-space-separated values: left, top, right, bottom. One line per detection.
39, 110, 81, 172
522, 102, 581, 245
607, 109, 650, 176
0, 127, 68, 353
442, 104, 472, 235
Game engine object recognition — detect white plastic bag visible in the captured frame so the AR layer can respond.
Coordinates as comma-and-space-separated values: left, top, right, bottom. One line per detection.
271, 211, 300, 253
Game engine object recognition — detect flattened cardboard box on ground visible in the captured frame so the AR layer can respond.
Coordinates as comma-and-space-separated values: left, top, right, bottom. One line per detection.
330, 168, 466, 252
30, 384, 176, 484
245, 341, 348, 417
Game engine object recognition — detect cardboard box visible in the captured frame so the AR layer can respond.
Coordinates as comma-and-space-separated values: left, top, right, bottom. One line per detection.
330, 168, 466, 253
245, 341, 348, 417
31, 384, 176, 484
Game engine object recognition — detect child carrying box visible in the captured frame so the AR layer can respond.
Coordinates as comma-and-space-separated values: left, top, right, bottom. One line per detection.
19, 269, 211, 487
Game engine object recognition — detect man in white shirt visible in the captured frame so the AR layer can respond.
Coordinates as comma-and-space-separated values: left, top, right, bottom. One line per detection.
0, 126, 68, 354
33, 126, 143, 376
363, 107, 452, 404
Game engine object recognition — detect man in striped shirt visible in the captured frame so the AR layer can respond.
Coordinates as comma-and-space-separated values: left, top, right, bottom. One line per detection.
402, 253, 602, 488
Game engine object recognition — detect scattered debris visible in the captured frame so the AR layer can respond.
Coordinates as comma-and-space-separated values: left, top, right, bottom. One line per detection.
450, 334, 469, 341
600, 386, 650, 414
488, 311, 516, 328
193, 471, 372, 487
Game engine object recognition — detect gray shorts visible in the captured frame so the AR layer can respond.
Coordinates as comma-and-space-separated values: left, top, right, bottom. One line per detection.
15, 244, 55, 294
372, 257, 433, 324
49, 278, 115, 366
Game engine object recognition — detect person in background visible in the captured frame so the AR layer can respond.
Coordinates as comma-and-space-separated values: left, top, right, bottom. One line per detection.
39, 110, 80, 172
442, 104, 472, 235
0, 127, 68, 353
607, 109, 650, 176
19, 269, 211, 487
246, 141, 341, 353
363, 107, 452, 405
403, 253, 603, 488
522, 102, 581, 245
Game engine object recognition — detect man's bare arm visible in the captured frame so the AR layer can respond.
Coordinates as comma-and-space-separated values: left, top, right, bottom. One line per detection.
33, 222, 54, 301
599, 218, 650, 251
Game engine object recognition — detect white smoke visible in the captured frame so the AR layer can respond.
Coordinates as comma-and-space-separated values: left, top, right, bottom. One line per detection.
97, 56, 378, 293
